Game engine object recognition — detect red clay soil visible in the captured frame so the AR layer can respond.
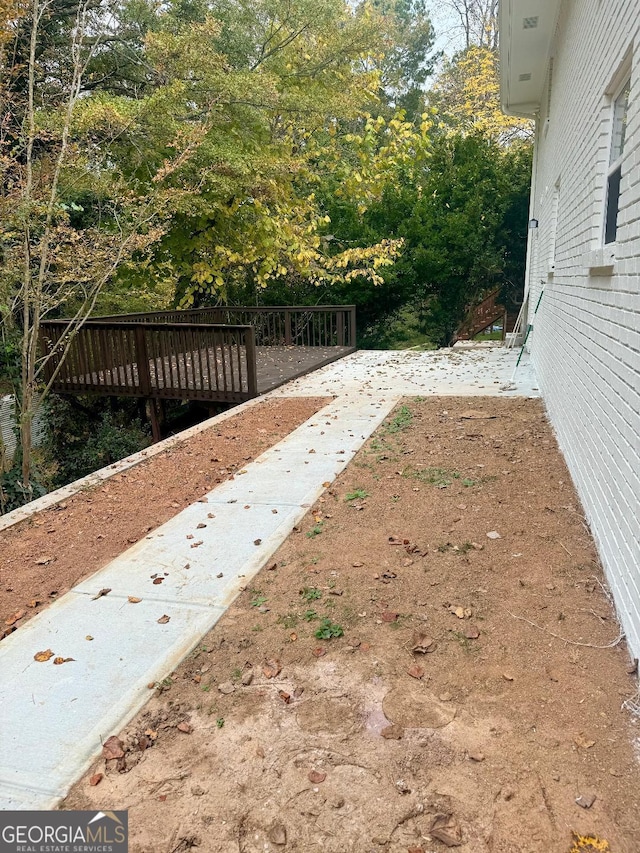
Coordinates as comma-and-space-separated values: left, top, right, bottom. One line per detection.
0, 397, 330, 636
64, 397, 640, 853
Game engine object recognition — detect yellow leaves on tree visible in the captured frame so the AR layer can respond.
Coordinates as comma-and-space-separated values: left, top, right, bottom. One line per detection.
430, 46, 532, 145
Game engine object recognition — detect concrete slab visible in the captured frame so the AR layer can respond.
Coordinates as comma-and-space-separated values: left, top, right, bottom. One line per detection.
0, 395, 398, 810
269, 347, 539, 398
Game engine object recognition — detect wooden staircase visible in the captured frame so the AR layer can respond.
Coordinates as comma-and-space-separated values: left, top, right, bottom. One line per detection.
456, 289, 521, 341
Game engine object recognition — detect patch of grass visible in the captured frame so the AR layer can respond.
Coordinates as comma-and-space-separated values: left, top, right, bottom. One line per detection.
250, 624, 263, 632
277, 614, 298, 629
304, 609, 319, 621
216, 717, 225, 729
250, 592, 268, 607
300, 586, 322, 602
314, 618, 344, 640
345, 488, 369, 501
383, 405, 413, 435
231, 668, 243, 681
306, 522, 324, 538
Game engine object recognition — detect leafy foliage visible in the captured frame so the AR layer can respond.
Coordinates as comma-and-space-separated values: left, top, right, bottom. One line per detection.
44, 396, 150, 488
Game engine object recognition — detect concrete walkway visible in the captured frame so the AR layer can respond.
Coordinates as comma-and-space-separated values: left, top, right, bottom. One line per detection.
0, 347, 538, 810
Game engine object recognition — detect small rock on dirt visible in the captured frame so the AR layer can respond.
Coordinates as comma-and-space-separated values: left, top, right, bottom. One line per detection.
176, 721, 192, 733
218, 682, 235, 694
575, 793, 596, 809
308, 769, 326, 783
102, 736, 125, 761
464, 624, 480, 639
89, 773, 103, 786
241, 669, 254, 686
486, 531, 501, 540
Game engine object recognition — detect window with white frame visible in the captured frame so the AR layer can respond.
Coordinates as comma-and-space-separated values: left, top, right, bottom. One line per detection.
604, 78, 630, 244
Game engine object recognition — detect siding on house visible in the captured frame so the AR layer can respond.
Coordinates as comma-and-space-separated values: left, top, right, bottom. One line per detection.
525, 0, 640, 657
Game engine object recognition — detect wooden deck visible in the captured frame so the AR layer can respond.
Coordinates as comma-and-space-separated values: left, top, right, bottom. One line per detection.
39, 306, 356, 407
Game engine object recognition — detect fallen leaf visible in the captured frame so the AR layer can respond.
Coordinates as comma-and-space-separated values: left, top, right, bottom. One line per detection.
27, 599, 42, 608
89, 773, 103, 787
5, 610, 25, 625
289, 632, 297, 642
102, 735, 125, 760
381, 610, 398, 623
85, 635, 94, 641
312, 647, 326, 658
322, 482, 331, 488
429, 813, 463, 847
308, 769, 326, 783
196, 523, 207, 529
92, 588, 111, 600
53, 657, 74, 665
407, 664, 425, 679
152, 577, 164, 585
262, 659, 281, 678
278, 690, 292, 704
128, 596, 142, 604
268, 825, 287, 846
157, 615, 170, 624
575, 793, 596, 809
411, 632, 436, 654
381, 724, 403, 740
34, 649, 54, 662
144, 729, 158, 741
190, 540, 203, 548
177, 721, 192, 734
574, 735, 596, 750
253, 538, 262, 546
267, 562, 277, 571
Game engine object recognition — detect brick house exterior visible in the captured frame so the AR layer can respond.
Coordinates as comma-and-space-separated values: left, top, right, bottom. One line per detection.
500, 0, 640, 658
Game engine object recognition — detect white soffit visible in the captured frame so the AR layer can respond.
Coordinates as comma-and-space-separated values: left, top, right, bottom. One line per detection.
500, 0, 562, 116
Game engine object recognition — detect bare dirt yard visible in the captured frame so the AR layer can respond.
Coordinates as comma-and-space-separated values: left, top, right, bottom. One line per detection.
0, 397, 329, 636
64, 396, 640, 853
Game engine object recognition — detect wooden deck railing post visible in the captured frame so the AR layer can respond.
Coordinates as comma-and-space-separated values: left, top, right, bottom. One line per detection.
348, 306, 356, 348
245, 327, 258, 397
284, 310, 292, 345
134, 326, 152, 396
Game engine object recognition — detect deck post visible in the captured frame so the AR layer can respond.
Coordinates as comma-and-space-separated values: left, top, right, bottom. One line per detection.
284, 310, 292, 345
147, 398, 163, 443
349, 306, 357, 348
245, 327, 258, 397
337, 311, 345, 346
134, 326, 152, 396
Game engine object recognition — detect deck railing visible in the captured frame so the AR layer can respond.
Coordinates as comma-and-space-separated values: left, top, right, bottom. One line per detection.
39, 321, 258, 403
95, 305, 357, 349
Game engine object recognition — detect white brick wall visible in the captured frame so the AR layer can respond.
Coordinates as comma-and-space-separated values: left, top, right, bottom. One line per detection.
525, 0, 640, 657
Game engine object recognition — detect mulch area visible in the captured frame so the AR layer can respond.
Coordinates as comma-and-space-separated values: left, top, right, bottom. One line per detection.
0, 397, 330, 637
